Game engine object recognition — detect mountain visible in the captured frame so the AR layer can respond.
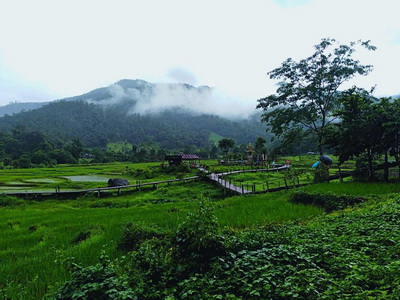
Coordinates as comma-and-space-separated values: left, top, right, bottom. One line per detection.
0, 80, 268, 149
0, 102, 49, 117
60, 79, 152, 104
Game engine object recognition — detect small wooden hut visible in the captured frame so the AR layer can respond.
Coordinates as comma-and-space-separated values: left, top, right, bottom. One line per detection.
164, 154, 200, 166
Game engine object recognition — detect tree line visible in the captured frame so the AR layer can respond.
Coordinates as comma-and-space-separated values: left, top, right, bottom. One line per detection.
0, 124, 271, 168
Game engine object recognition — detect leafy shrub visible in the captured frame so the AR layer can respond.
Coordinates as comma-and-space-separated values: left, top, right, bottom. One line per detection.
117, 222, 166, 252
172, 200, 225, 271
120, 202, 227, 298
124, 239, 175, 299
130, 168, 154, 179
290, 191, 365, 212
313, 164, 330, 183
55, 256, 136, 300
176, 245, 333, 299
71, 231, 91, 244
163, 163, 190, 175
71, 225, 104, 245
12, 155, 32, 169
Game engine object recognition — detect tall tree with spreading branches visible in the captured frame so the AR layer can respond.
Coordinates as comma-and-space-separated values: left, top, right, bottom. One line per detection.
257, 38, 376, 155
218, 138, 235, 155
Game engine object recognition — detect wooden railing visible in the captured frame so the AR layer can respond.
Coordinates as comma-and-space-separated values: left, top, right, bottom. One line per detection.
2, 176, 200, 198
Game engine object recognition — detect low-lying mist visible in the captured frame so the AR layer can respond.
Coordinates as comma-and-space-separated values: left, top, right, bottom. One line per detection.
95, 81, 258, 119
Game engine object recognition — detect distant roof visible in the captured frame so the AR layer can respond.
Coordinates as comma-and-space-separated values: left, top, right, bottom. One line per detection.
181, 154, 199, 160
165, 154, 200, 160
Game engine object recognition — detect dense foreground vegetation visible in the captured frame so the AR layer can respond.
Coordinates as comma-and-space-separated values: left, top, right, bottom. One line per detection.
52, 192, 400, 299
1, 170, 400, 298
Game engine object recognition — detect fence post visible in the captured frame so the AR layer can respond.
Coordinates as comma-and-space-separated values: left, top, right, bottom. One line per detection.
338, 164, 343, 183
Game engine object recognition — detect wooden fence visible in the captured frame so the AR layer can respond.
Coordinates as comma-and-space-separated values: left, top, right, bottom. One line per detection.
2, 176, 200, 199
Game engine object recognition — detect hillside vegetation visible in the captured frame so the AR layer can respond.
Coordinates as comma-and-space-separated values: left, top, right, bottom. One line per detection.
0, 80, 267, 149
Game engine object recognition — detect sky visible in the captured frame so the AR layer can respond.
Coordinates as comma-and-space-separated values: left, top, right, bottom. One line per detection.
0, 0, 399, 110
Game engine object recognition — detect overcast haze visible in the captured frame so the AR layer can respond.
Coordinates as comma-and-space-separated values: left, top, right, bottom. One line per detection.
0, 0, 399, 110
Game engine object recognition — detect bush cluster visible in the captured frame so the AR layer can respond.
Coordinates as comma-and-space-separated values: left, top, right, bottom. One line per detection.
117, 222, 167, 252
54, 256, 136, 299
56, 197, 400, 299
313, 164, 330, 183
162, 163, 191, 175
290, 191, 365, 212
172, 201, 226, 271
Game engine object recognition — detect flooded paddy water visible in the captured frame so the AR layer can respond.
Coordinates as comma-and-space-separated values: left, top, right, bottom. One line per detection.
63, 175, 110, 182
0, 175, 111, 193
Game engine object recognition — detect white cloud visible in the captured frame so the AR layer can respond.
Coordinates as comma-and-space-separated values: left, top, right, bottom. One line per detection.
166, 67, 198, 86
95, 82, 256, 119
132, 83, 255, 118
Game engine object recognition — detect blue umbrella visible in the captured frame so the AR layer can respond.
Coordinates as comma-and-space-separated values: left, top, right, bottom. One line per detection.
319, 155, 333, 165
311, 161, 321, 168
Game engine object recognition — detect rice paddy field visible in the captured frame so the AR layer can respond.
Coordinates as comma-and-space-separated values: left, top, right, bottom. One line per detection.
1, 159, 399, 299
0, 162, 198, 193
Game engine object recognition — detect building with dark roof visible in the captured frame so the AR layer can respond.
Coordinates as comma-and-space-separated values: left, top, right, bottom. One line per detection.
164, 154, 200, 165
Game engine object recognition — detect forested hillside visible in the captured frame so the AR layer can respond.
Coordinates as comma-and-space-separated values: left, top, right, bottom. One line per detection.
0, 80, 268, 149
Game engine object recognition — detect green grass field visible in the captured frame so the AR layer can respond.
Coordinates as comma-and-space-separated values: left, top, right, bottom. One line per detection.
1, 160, 398, 299
0, 182, 325, 299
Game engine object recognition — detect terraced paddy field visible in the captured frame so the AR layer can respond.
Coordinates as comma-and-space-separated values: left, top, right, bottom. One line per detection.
0, 162, 198, 193
1, 159, 399, 299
